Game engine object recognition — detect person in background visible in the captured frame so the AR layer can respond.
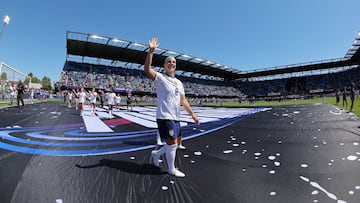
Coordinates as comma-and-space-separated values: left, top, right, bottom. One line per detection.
78, 87, 87, 116
342, 87, 347, 110
16, 80, 25, 108
126, 90, 133, 111
115, 93, 121, 111
89, 88, 98, 116
144, 37, 200, 177
67, 89, 73, 108
29, 88, 34, 104
9, 83, 15, 105
99, 90, 105, 108
349, 82, 356, 112
335, 89, 340, 105
107, 86, 116, 119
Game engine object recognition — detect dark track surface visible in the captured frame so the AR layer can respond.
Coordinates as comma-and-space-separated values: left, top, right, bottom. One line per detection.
0, 101, 359, 203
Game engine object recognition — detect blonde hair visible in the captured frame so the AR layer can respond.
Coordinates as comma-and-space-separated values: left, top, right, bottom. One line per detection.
164, 56, 176, 64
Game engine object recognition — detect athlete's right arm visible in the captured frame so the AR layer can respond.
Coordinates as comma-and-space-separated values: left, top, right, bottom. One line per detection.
144, 37, 159, 81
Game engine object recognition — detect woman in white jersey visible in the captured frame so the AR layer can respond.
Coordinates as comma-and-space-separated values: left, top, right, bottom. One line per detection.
145, 37, 200, 177
67, 90, 73, 108
78, 87, 87, 116
107, 86, 116, 119
89, 88, 98, 116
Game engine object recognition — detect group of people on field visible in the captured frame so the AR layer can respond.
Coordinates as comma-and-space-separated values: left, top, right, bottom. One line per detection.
62, 87, 134, 118
0, 80, 35, 108
335, 82, 358, 112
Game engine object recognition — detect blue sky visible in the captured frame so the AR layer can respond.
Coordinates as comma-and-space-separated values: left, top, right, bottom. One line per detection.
0, 0, 359, 84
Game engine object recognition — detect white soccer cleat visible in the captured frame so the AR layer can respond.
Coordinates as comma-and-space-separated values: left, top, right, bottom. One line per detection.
177, 144, 186, 150
168, 168, 185, 177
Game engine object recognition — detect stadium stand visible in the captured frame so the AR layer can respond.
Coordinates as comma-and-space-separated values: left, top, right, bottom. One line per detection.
58, 31, 360, 101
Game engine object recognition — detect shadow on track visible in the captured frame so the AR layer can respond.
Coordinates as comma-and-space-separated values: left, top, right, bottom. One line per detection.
75, 159, 167, 175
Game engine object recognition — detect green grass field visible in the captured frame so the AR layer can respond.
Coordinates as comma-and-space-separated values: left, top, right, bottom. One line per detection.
1, 96, 359, 118
200, 96, 359, 117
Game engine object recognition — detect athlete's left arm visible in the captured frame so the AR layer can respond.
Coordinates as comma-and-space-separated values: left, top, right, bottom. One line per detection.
181, 95, 200, 125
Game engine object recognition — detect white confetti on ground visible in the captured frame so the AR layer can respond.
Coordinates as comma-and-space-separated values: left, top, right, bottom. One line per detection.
184, 154, 189, 158
130, 156, 135, 160
223, 150, 233, 154
162, 186, 168, 191
268, 156, 276, 161
56, 199, 63, 203
347, 155, 357, 161
274, 162, 281, 167
355, 186, 360, 190
299, 176, 346, 202
254, 152, 261, 156
353, 142, 359, 146
190, 160, 195, 163
269, 170, 276, 174
232, 143, 239, 147
194, 151, 202, 156
270, 191, 277, 196
301, 164, 309, 168
311, 190, 319, 195
170, 180, 174, 184
241, 142, 246, 145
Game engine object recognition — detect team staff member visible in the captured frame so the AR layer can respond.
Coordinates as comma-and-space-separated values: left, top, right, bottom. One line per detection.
145, 37, 200, 177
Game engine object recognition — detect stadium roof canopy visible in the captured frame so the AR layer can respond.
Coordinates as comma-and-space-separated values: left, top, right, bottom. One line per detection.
65, 31, 360, 81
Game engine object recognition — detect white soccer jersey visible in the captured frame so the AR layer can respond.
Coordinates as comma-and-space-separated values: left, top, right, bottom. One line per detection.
155, 72, 184, 121
107, 92, 116, 105
78, 92, 87, 103
90, 92, 97, 104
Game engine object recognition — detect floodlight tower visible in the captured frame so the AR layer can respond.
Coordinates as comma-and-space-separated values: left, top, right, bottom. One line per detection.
0, 15, 11, 40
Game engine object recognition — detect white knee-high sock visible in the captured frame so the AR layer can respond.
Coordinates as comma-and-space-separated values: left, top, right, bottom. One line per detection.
166, 144, 177, 171
154, 144, 167, 156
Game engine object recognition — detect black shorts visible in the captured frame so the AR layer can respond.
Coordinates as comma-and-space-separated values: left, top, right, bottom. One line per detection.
156, 119, 182, 140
